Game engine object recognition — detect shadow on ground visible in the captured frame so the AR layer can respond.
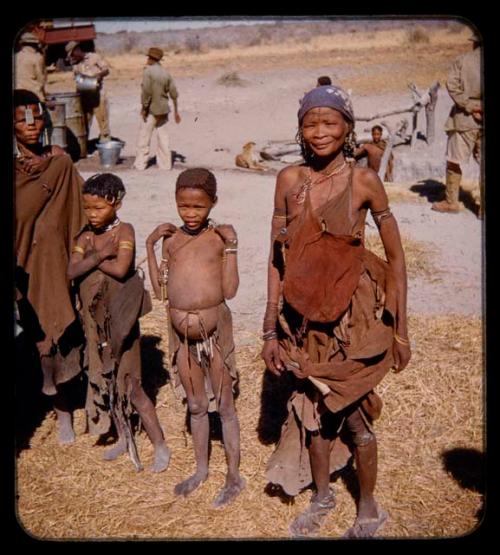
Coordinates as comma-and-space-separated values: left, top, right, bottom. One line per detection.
410, 179, 480, 216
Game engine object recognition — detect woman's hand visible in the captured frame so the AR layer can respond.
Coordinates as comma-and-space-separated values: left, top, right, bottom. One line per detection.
392, 340, 411, 373
261, 338, 284, 376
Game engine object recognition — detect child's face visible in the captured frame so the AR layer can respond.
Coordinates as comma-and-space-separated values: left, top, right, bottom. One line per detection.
15, 104, 44, 145
301, 107, 351, 158
176, 188, 215, 231
83, 194, 119, 229
372, 128, 383, 142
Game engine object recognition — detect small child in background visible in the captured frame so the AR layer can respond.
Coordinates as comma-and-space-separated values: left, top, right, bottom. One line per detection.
67, 173, 171, 472
146, 168, 245, 507
354, 124, 394, 182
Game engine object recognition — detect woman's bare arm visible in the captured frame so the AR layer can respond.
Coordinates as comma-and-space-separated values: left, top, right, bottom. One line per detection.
361, 168, 411, 372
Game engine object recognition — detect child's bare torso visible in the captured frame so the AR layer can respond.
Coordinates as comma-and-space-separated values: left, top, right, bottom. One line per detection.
166, 229, 225, 340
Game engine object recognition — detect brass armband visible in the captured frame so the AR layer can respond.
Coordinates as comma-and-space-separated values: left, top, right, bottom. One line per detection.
119, 240, 135, 251
72, 245, 85, 255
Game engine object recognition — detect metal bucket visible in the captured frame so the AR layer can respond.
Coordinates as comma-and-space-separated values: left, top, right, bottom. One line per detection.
75, 74, 99, 92
46, 102, 67, 149
46, 92, 87, 158
96, 140, 125, 168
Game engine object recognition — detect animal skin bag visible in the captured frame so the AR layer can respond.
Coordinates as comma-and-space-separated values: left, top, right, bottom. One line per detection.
279, 189, 364, 324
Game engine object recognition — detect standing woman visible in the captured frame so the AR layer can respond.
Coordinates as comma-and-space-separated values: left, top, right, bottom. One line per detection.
261, 85, 411, 538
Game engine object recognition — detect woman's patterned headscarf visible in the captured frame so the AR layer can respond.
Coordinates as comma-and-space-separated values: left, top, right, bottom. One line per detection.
298, 85, 355, 124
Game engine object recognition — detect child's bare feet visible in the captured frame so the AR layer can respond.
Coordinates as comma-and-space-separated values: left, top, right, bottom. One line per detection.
174, 471, 208, 497
151, 443, 171, 473
103, 438, 127, 461
212, 475, 246, 508
56, 410, 75, 444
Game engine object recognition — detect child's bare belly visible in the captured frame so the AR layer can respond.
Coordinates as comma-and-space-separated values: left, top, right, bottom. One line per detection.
169, 306, 219, 340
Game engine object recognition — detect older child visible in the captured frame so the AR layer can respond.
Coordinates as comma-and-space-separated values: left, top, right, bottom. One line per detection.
67, 173, 171, 472
261, 85, 411, 537
146, 168, 245, 507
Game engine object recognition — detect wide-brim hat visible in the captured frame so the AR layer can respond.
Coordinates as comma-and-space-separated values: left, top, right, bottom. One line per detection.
147, 47, 164, 61
20, 31, 40, 45
65, 40, 79, 55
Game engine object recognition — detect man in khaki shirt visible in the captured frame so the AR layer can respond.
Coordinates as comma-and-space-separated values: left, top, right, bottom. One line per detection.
66, 41, 111, 143
15, 32, 47, 102
432, 30, 483, 216
133, 47, 181, 171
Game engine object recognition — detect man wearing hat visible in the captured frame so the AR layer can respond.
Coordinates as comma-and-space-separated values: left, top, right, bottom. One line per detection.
15, 31, 47, 103
66, 40, 111, 143
133, 46, 181, 171
432, 28, 483, 217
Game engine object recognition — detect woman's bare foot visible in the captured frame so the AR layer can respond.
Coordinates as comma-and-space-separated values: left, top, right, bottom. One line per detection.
289, 489, 336, 537
212, 475, 246, 508
174, 471, 208, 497
151, 443, 171, 473
103, 438, 127, 461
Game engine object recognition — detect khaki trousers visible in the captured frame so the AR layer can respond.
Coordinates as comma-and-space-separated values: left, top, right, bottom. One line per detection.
133, 113, 171, 170
81, 89, 111, 141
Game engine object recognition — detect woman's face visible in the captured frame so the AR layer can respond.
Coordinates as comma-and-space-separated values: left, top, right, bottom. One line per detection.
301, 107, 351, 158
14, 104, 44, 145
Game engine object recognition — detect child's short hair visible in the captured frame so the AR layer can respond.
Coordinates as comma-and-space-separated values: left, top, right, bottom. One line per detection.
371, 124, 383, 133
83, 173, 126, 204
175, 168, 217, 201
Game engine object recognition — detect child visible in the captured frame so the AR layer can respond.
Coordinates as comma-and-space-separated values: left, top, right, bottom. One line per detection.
146, 168, 245, 507
354, 124, 394, 182
67, 173, 171, 472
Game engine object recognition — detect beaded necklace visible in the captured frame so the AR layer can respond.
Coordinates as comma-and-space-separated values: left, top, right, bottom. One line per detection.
295, 161, 347, 204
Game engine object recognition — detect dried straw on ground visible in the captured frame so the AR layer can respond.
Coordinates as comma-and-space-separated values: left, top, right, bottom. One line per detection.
17, 302, 483, 540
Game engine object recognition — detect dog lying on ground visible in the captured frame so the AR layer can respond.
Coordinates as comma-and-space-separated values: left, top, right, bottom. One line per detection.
235, 142, 268, 171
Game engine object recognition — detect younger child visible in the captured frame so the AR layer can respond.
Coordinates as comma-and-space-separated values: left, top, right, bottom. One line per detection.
67, 173, 171, 472
354, 124, 394, 182
146, 168, 245, 507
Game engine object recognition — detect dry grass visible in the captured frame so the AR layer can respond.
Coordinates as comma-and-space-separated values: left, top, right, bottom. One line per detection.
17, 302, 483, 540
365, 232, 440, 281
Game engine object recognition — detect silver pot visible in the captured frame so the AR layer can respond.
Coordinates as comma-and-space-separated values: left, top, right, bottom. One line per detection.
75, 73, 99, 92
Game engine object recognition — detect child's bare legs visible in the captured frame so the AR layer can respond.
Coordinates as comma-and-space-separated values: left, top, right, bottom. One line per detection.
102, 413, 127, 460
174, 342, 209, 496
208, 347, 245, 507
130, 378, 171, 472
53, 388, 76, 445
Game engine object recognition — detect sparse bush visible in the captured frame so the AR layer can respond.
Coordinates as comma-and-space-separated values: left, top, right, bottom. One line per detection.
405, 26, 431, 44
185, 35, 202, 53
216, 71, 246, 87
